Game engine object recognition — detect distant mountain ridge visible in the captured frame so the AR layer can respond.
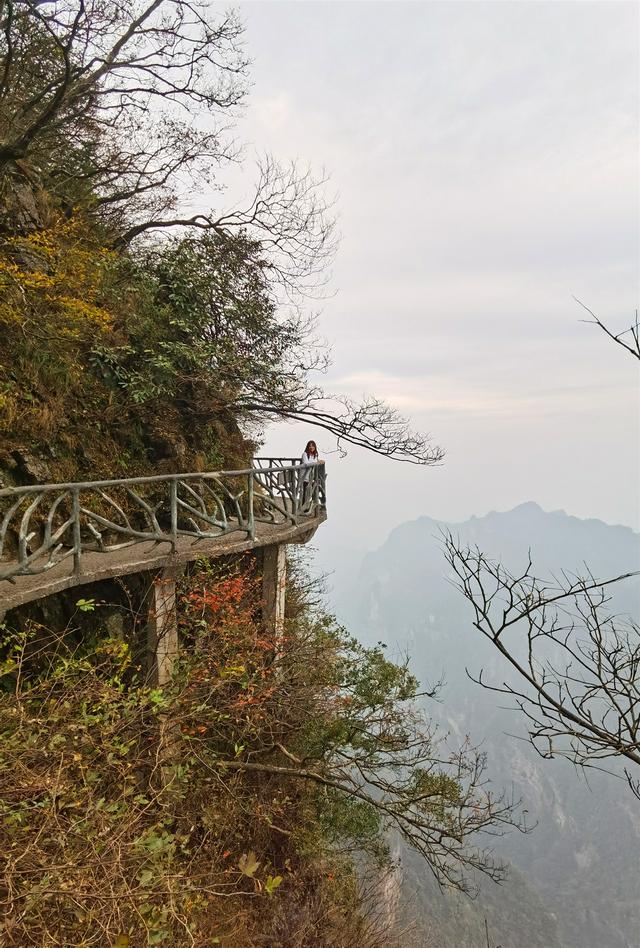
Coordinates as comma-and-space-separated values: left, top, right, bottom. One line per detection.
337, 503, 640, 948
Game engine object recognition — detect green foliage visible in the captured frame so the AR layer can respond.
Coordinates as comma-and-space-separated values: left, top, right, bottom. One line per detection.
264, 874, 283, 896
238, 851, 261, 878
316, 790, 384, 851
0, 207, 323, 486
88, 231, 310, 416
75, 597, 96, 612
0, 556, 520, 943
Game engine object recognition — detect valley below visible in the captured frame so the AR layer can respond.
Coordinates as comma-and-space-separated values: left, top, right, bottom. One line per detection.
322, 502, 640, 947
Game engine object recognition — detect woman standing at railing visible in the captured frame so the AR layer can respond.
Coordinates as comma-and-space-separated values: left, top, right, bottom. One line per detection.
301, 440, 318, 466
300, 440, 319, 508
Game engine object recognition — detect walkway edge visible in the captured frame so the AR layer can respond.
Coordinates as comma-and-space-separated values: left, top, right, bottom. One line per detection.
1, 513, 325, 613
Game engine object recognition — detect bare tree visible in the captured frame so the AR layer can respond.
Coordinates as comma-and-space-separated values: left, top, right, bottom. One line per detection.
444, 537, 640, 793
444, 311, 640, 795
119, 156, 338, 299
219, 743, 523, 894
0, 2, 336, 294
243, 391, 445, 465
0, 0, 246, 199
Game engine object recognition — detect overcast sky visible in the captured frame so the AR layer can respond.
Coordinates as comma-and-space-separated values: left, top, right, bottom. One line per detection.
226, 1, 639, 554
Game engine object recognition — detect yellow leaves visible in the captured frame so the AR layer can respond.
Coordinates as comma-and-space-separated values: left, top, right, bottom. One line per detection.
0, 258, 55, 289
0, 390, 18, 423
57, 295, 114, 331
95, 637, 132, 664
19, 225, 63, 258
0, 213, 117, 335
264, 874, 283, 896
238, 850, 260, 878
237, 852, 283, 897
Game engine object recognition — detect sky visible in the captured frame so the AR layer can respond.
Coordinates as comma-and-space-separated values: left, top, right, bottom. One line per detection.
215, 1, 639, 554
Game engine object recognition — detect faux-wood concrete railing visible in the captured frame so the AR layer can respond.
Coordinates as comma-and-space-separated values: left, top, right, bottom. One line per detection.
0, 459, 326, 612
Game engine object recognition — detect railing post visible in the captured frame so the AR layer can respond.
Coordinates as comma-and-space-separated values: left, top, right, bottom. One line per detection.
71, 488, 82, 575
247, 471, 255, 539
170, 478, 178, 552
146, 567, 183, 787
291, 467, 299, 521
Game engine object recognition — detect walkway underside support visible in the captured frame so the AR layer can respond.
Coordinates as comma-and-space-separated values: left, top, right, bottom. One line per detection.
262, 543, 286, 637
147, 570, 180, 686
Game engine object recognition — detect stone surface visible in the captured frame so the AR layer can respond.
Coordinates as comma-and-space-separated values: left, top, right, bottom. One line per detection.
147, 575, 179, 687
11, 449, 52, 485
262, 543, 286, 637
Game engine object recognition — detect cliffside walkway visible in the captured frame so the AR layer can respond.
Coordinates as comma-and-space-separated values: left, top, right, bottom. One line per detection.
0, 458, 326, 614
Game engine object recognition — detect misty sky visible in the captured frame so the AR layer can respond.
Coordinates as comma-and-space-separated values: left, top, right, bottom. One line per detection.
224, 1, 639, 554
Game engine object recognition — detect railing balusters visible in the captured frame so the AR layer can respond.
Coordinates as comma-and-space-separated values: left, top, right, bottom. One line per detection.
0, 460, 325, 584
170, 479, 178, 552
72, 488, 82, 575
248, 472, 255, 539
290, 467, 299, 521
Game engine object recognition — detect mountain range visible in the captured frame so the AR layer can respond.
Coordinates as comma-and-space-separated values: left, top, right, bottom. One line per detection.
326, 502, 640, 948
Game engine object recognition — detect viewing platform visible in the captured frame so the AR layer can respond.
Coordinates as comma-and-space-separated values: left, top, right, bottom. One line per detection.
0, 458, 326, 614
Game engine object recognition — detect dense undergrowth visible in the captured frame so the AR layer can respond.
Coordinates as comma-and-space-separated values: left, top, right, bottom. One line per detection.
0, 560, 414, 946
0, 554, 521, 945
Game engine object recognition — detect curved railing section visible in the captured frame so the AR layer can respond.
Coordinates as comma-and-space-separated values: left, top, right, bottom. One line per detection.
0, 459, 326, 584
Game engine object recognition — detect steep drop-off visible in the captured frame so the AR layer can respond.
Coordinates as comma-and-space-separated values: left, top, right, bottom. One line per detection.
338, 503, 640, 948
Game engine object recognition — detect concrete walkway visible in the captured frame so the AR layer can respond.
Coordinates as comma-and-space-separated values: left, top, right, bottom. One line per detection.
0, 512, 325, 613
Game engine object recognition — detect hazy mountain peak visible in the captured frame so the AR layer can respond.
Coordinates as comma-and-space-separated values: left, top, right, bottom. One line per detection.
504, 500, 544, 514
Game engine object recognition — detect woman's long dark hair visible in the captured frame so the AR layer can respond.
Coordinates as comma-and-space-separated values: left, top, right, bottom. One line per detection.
304, 440, 318, 457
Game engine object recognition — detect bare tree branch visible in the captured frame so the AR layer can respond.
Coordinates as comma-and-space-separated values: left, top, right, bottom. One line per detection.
443, 301, 640, 797
443, 532, 640, 797
241, 394, 444, 466
0, 0, 248, 235
575, 297, 640, 361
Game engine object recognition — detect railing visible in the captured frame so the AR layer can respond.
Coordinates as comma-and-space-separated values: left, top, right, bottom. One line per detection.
0, 460, 326, 584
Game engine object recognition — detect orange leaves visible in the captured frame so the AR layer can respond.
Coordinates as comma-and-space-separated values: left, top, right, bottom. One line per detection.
177, 563, 284, 742
254, 637, 276, 651
180, 723, 208, 737
185, 575, 253, 621
230, 690, 271, 711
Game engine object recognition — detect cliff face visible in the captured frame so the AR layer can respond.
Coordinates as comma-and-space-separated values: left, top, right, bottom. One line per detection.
0, 162, 50, 235
338, 503, 640, 948
0, 184, 254, 490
